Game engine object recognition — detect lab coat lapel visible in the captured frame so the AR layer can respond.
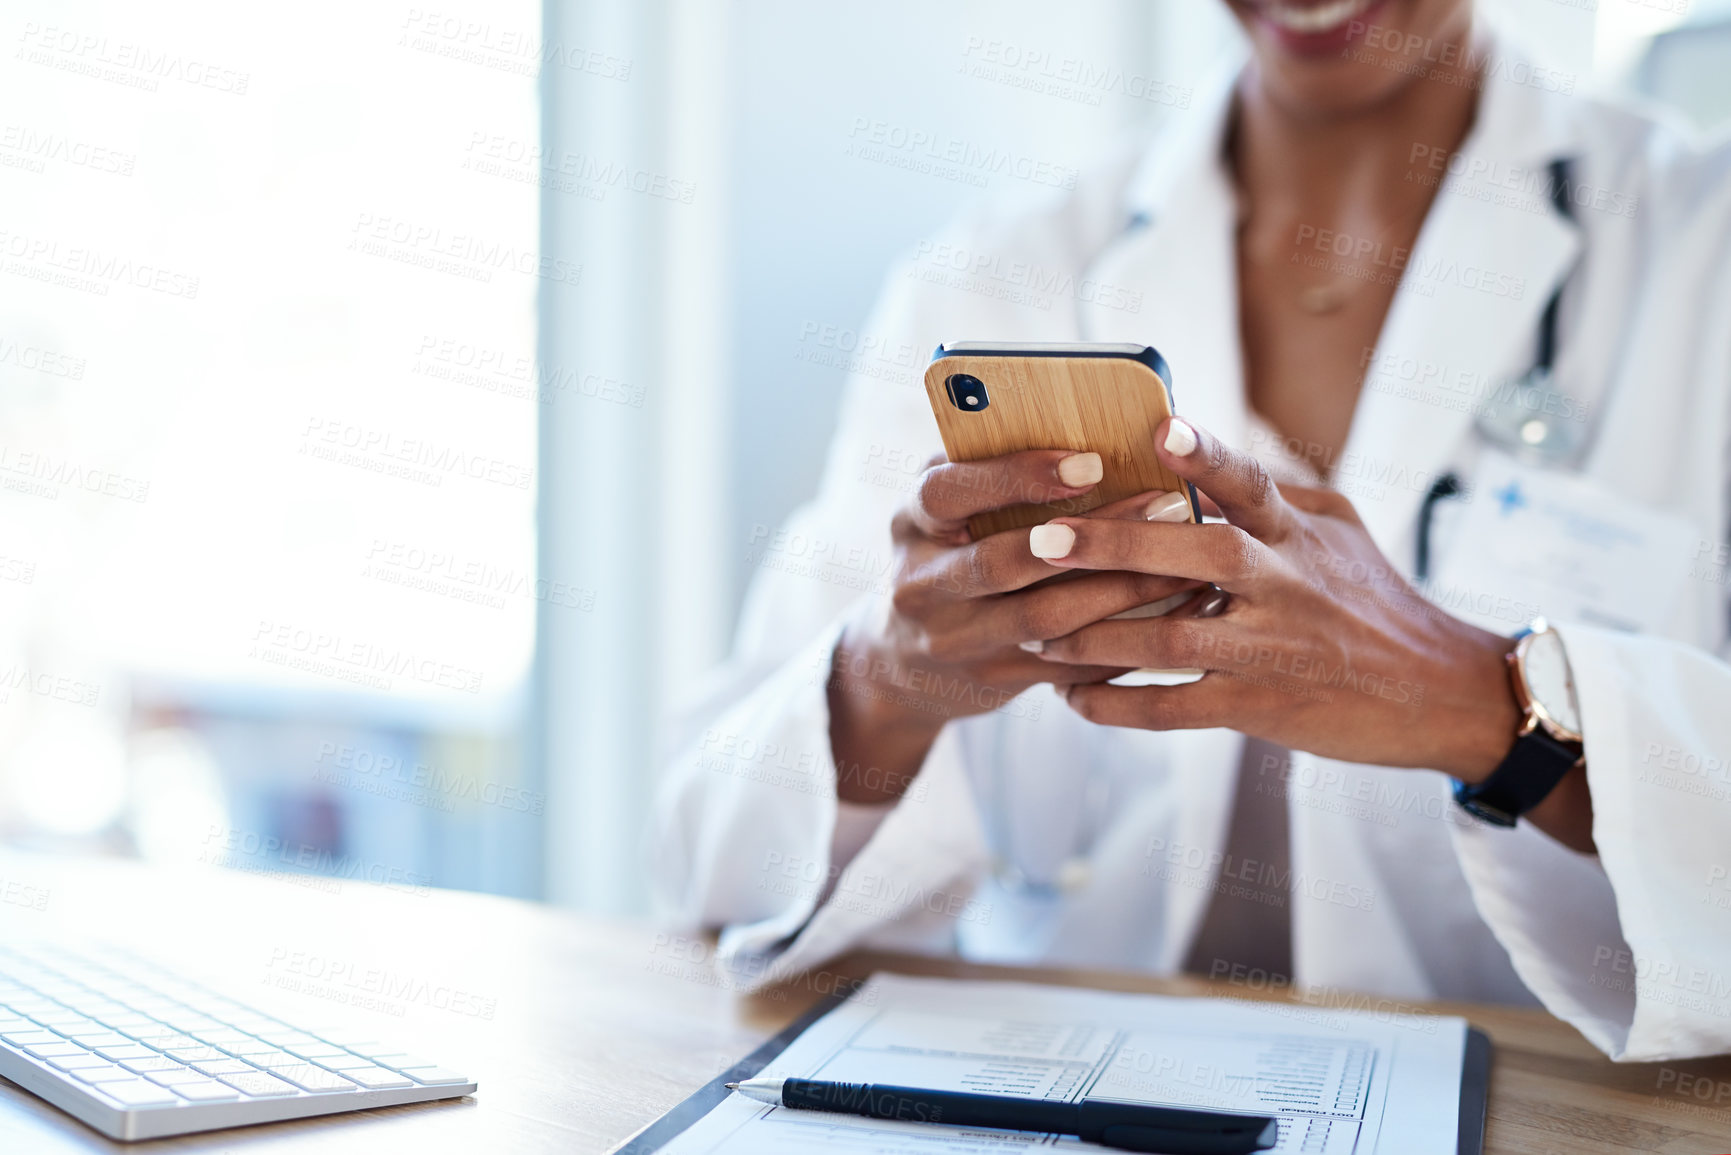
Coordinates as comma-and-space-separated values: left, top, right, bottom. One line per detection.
1079, 63, 1247, 459
1338, 57, 1583, 565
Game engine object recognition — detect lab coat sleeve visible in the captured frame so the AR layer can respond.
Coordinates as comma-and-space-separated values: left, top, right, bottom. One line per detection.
1451, 626, 1731, 1060
1450, 136, 1731, 1061
650, 622, 995, 984
647, 236, 1008, 981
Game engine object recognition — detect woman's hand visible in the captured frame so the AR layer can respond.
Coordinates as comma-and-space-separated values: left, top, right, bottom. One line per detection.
1032, 418, 1527, 783
828, 449, 1202, 803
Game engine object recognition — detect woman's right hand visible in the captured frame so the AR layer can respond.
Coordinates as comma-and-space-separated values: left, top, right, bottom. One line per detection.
828, 449, 1202, 803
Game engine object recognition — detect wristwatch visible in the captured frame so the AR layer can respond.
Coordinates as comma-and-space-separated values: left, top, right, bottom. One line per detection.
1453, 619, 1585, 827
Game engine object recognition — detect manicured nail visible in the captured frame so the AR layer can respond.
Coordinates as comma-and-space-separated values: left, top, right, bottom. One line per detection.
1164, 419, 1198, 457
1144, 491, 1191, 523
1057, 452, 1103, 487
1017, 639, 1044, 654
1029, 523, 1076, 559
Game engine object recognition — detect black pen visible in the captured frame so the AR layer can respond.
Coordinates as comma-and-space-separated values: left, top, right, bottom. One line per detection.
725, 1076, 1279, 1154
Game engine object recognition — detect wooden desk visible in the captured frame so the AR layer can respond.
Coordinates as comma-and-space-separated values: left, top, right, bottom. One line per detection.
1, 849, 1728, 1153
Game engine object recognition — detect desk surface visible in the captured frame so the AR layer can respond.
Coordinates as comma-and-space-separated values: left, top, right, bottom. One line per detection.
1, 849, 1728, 1154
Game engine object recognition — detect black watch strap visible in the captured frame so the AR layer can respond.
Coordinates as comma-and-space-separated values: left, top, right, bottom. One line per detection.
1453, 726, 1581, 827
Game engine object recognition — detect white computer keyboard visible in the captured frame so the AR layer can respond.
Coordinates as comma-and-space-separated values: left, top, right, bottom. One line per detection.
0, 941, 475, 1141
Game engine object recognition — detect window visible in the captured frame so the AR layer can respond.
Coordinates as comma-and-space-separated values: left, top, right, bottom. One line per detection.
0, 3, 540, 895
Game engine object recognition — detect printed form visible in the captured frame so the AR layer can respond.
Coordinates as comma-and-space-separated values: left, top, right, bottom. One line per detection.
660, 973, 1468, 1153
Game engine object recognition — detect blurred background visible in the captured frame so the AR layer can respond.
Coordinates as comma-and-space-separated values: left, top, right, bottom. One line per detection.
2, 0, 1726, 914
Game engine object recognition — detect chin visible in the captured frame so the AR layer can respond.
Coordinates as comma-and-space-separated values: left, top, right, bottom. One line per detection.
1225, 0, 1476, 118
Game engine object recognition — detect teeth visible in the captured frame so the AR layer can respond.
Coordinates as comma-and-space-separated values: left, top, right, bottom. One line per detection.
1258, 0, 1374, 34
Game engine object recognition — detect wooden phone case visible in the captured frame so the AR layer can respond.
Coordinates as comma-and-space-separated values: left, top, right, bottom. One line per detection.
923, 346, 1199, 540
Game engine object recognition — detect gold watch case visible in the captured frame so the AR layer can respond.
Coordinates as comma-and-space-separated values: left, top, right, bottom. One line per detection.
1506, 620, 1585, 747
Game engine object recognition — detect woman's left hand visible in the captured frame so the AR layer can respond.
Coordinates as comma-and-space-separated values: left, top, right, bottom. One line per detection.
1028, 417, 1522, 782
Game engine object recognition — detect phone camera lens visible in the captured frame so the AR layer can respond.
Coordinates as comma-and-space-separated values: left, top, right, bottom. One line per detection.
946, 373, 990, 413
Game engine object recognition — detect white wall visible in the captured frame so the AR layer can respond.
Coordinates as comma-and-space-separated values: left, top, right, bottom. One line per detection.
721, 0, 1235, 631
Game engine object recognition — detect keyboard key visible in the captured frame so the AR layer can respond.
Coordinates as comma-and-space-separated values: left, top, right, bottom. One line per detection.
76, 1002, 132, 1019
224, 1039, 282, 1056
257, 1031, 320, 1046
102, 1021, 162, 1038
120, 1056, 185, 1073
252, 1051, 314, 1069
73, 1063, 141, 1084
172, 1078, 241, 1102
288, 1043, 347, 1059
145, 1067, 212, 1086
367, 1053, 432, 1070
99, 1079, 180, 1107
65, 1031, 131, 1048
189, 1058, 252, 1076
96, 1043, 157, 1061
47, 1051, 116, 1071
402, 1068, 470, 1085
341, 1066, 414, 1090
133, 1032, 198, 1049
22, 1041, 86, 1059
0, 1031, 61, 1047
313, 1054, 380, 1070
271, 1064, 358, 1093
216, 1071, 298, 1097
318, 1034, 379, 1049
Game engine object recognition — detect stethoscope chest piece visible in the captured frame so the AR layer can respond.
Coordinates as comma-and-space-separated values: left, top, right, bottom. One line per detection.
1472, 366, 1587, 468
1471, 157, 1588, 471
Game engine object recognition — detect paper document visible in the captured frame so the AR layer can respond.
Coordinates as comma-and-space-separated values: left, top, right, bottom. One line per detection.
660, 973, 1468, 1153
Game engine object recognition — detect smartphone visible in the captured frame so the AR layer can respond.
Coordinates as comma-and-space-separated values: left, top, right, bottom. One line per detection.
926, 341, 1209, 680
923, 341, 1202, 541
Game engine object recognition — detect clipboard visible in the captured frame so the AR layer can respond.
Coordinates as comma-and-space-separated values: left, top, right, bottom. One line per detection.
611, 991, 849, 1155
613, 981, 1493, 1155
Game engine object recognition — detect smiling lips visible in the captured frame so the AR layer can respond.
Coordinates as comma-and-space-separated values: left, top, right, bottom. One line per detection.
1251, 0, 1380, 35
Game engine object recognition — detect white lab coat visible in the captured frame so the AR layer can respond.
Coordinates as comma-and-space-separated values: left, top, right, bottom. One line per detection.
652, 25, 1731, 1061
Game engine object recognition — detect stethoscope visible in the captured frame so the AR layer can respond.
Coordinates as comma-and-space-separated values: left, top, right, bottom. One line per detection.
1415, 157, 1584, 582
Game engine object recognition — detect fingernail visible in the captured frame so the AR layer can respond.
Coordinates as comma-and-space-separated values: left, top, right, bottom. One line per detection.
1029, 523, 1076, 559
1017, 639, 1044, 654
1164, 419, 1198, 457
1144, 491, 1191, 522
1057, 452, 1103, 487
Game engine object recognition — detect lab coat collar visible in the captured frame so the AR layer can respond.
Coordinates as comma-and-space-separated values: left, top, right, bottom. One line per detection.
1119, 48, 1244, 229
1100, 20, 1586, 567
1337, 22, 1586, 555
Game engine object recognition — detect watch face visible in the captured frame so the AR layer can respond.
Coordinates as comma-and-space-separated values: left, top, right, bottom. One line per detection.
1522, 629, 1581, 738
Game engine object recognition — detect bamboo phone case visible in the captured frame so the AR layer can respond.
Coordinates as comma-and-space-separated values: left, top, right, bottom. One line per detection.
923, 342, 1201, 541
